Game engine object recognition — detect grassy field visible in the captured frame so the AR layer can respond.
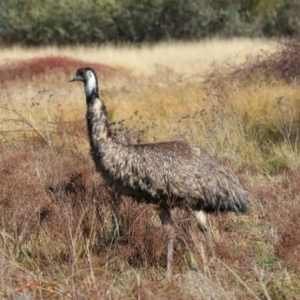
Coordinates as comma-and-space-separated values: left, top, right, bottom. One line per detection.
1, 38, 300, 299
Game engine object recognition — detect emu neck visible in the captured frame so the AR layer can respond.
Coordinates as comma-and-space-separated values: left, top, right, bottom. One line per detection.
85, 79, 111, 155
85, 74, 98, 102
85, 84, 99, 105
86, 98, 111, 140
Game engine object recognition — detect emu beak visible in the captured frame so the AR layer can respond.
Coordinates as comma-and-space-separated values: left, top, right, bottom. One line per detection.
69, 75, 82, 82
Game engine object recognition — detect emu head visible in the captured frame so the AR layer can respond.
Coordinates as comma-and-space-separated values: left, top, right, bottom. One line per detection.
70, 67, 98, 97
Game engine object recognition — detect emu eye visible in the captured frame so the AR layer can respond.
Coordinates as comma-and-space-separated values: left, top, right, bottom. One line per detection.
79, 72, 85, 77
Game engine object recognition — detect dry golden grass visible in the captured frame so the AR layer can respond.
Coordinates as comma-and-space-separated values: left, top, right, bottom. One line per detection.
0, 38, 277, 76
1, 38, 300, 299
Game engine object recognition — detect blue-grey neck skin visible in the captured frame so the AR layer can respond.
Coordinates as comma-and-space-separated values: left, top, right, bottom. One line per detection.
84, 69, 99, 104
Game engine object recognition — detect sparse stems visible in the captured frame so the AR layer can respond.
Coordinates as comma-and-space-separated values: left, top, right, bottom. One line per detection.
0, 106, 53, 150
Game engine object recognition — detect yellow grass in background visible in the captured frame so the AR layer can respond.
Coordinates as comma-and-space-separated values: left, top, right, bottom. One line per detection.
0, 38, 277, 76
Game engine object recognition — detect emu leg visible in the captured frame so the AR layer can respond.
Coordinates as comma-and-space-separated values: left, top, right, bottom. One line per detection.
192, 210, 212, 239
158, 208, 174, 282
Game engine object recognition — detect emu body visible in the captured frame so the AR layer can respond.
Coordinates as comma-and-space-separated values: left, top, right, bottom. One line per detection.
70, 67, 250, 280
93, 138, 248, 213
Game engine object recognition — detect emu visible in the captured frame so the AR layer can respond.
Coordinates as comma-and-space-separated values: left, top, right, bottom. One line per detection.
70, 67, 250, 280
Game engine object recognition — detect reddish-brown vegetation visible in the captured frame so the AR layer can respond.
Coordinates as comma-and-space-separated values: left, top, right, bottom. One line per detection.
1, 135, 300, 298
0, 56, 119, 83
0, 140, 176, 268
247, 170, 300, 274
209, 38, 300, 84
